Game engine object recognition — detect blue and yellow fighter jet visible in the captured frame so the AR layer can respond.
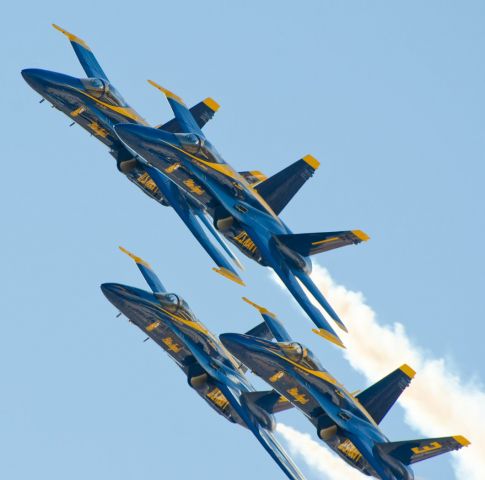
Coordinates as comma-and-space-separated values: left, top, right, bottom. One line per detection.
220, 299, 470, 480
21, 25, 244, 285
101, 247, 307, 480
113, 84, 369, 348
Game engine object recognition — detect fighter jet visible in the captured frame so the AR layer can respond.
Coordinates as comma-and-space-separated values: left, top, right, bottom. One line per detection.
113, 83, 369, 348
21, 24, 244, 285
101, 247, 306, 480
220, 299, 470, 480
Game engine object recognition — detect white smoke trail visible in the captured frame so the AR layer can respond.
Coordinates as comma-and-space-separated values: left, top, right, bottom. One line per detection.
273, 264, 485, 479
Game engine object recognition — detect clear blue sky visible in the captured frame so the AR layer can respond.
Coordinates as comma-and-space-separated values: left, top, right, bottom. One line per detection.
3, 1, 484, 479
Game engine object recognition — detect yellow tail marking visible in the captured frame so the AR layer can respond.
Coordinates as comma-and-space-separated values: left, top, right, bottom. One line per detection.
399, 364, 416, 379
411, 442, 442, 455
146, 321, 160, 332
312, 328, 346, 349
352, 230, 370, 241
303, 154, 320, 170
119, 246, 151, 269
242, 297, 276, 318
454, 436, 471, 447
148, 80, 186, 105
203, 97, 220, 112
52, 24, 90, 50
212, 267, 245, 286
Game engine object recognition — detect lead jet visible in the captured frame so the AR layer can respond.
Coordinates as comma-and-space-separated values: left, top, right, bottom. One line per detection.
101, 247, 306, 480
21, 24, 244, 285
113, 84, 369, 348
220, 299, 470, 480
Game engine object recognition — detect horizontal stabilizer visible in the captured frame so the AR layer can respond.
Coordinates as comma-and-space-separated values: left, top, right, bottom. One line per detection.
239, 170, 268, 186
242, 297, 292, 343
253, 155, 320, 215
119, 246, 166, 294
276, 229, 369, 257
52, 24, 108, 80
241, 390, 293, 415
356, 365, 415, 424
376, 435, 470, 466
158, 98, 220, 132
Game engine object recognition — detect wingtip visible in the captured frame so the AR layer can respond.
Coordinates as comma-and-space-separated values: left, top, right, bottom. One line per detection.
118, 246, 151, 269
453, 435, 471, 447
312, 328, 346, 349
242, 296, 277, 318
148, 79, 186, 105
52, 23, 90, 50
303, 154, 320, 170
352, 230, 370, 242
399, 364, 416, 379
212, 267, 245, 286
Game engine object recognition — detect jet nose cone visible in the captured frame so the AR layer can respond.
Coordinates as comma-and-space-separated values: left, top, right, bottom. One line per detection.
21, 68, 56, 92
220, 333, 251, 354
101, 282, 126, 302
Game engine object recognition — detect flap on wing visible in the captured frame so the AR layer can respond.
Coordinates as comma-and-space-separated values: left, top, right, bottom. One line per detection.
377, 435, 470, 466
241, 390, 293, 415
158, 98, 219, 133
356, 365, 415, 424
238, 170, 268, 186
253, 155, 319, 214
276, 230, 369, 257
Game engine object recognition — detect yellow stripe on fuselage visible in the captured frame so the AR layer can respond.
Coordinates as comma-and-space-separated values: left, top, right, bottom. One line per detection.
72, 87, 148, 125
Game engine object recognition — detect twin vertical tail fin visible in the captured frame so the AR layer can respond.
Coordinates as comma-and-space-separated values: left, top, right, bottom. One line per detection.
118, 246, 166, 294
356, 364, 416, 424
253, 155, 320, 215
52, 24, 108, 80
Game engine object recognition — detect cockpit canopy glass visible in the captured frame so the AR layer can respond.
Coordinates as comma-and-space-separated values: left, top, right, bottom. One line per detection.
278, 342, 323, 371
81, 78, 127, 107
155, 292, 196, 321
174, 133, 223, 164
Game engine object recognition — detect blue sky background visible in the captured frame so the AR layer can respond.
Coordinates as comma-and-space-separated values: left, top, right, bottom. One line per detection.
2, 1, 484, 479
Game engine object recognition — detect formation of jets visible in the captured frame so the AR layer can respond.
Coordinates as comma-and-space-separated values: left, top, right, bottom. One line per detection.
22, 25, 470, 480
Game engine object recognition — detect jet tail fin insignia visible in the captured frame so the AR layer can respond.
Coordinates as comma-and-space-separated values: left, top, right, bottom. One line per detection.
356, 364, 415, 424
253, 155, 319, 214
119, 246, 166, 294
275, 229, 369, 257
376, 435, 470, 466
52, 24, 108, 80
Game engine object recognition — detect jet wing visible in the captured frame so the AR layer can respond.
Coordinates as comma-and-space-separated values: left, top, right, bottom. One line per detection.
217, 383, 306, 480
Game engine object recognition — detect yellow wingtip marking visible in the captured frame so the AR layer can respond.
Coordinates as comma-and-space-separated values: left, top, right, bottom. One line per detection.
242, 297, 276, 318
203, 97, 220, 112
52, 24, 90, 50
212, 267, 245, 286
312, 328, 346, 349
453, 435, 471, 447
352, 230, 370, 242
303, 154, 320, 170
148, 80, 186, 105
118, 246, 151, 269
399, 364, 416, 379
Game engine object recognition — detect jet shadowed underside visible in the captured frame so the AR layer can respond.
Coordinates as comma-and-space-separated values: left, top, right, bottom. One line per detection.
220, 299, 470, 480
101, 247, 306, 480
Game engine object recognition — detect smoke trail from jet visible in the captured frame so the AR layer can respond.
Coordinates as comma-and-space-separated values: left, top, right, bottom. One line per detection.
273, 264, 484, 480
